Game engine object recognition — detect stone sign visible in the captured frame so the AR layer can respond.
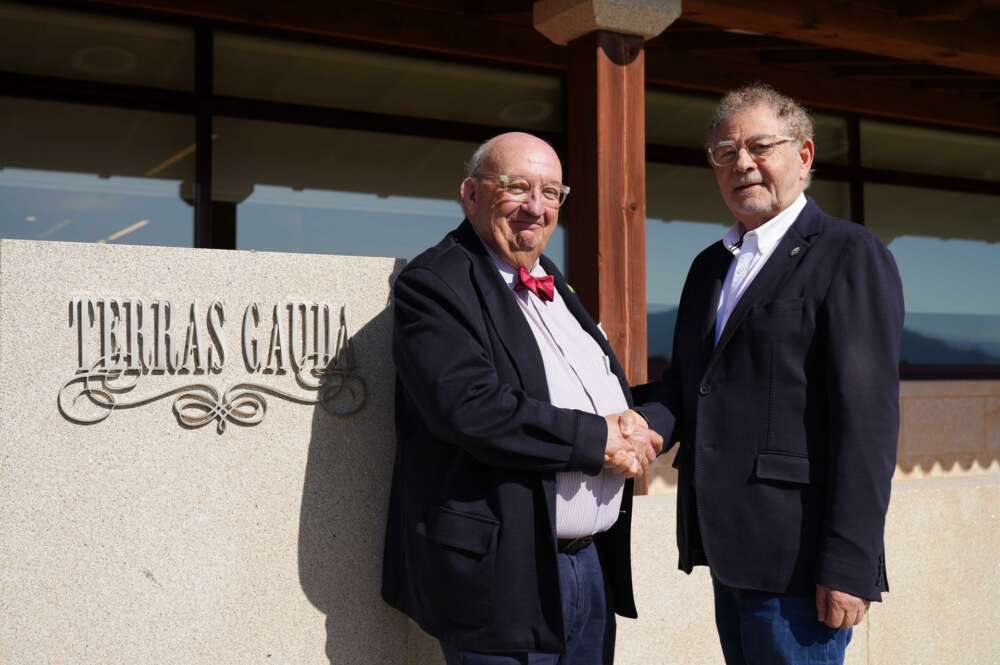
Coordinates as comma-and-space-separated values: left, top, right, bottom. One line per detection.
0, 239, 431, 663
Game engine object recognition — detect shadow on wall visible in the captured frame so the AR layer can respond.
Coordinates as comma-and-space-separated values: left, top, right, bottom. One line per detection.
296, 259, 416, 664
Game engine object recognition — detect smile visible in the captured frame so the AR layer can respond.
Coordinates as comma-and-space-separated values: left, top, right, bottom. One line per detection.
508, 218, 543, 230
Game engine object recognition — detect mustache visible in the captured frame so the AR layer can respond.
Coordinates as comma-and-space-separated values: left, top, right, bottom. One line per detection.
732, 175, 764, 188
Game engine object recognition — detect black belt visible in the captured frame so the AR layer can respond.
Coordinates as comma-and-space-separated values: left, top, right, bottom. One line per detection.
557, 536, 593, 555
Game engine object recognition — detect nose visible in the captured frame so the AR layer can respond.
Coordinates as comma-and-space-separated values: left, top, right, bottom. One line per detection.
520, 187, 546, 216
733, 146, 757, 172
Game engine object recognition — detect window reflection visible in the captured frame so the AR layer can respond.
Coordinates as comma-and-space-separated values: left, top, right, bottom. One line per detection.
861, 121, 1000, 182
0, 1, 194, 90
646, 88, 849, 165
214, 118, 566, 268
646, 90, 717, 149
866, 184, 1000, 365
215, 33, 563, 131
0, 98, 194, 246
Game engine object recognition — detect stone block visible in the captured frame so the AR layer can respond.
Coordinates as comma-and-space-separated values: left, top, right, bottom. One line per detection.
0, 239, 405, 663
533, 0, 681, 45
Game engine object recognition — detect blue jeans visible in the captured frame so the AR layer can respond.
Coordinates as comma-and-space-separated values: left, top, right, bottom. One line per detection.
440, 542, 612, 665
712, 579, 851, 665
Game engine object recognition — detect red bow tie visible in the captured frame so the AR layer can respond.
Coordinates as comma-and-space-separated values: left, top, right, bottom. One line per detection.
515, 265, 555, 302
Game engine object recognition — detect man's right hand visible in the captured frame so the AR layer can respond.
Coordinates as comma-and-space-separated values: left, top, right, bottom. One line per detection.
619, 409, 664, 463
604, 411, 664, 478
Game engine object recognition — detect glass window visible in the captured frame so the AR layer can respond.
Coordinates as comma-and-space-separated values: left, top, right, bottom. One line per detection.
213, 117, 566, 269
215, 34, 563, 132
0, 2, 194, 90
807, 178, 851, 220
0, 97, 195, 246
645, 162, 849, 373
812, 113, 850, 166
646, 89, 718, 149
647, 88, 849, 165
861, 120, 1000, 182
865, 185, 1000, 365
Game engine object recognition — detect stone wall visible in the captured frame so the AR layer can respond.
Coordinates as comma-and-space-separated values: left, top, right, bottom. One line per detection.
0, 239, 406, 663
2, 239, 995, 664
618, 477, 999, 665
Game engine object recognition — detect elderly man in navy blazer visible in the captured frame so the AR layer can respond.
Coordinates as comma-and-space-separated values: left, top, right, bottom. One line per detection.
382, 132, 663, 665
637, 83, 904, 665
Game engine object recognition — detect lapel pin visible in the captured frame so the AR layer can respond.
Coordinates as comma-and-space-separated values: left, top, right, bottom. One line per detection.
790, 246, 801, 256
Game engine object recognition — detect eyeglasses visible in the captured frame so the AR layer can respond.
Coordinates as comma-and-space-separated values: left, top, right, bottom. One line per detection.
707, 135, 798, 168
474, 172, 571, 209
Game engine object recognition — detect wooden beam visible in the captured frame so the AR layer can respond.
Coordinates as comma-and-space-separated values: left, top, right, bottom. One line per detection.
759, 49, 901, 66
565, 31, 648, 386
898, 0, 983, 21
655, 31, 818, 52
379, 0, 535, 18
682, 0, 1000, 76
89, 0, 1000, 132
909, 79, 1000, 90
643, 43, 1000, 133
834, 63, 995, 79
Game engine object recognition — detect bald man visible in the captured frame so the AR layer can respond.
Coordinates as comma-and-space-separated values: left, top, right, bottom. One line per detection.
382, 133, 662, 665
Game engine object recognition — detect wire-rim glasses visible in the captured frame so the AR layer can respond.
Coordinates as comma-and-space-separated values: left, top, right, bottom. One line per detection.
474, 172, 571, 208
707, 135, 798, 168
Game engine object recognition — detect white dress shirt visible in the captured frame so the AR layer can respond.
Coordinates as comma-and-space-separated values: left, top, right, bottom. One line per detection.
485, 247, 629, 539
715, 193, 807, 344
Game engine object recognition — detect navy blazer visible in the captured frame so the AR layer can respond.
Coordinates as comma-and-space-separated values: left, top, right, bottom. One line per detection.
382, 221, 637, 653
638, 198, 904, 601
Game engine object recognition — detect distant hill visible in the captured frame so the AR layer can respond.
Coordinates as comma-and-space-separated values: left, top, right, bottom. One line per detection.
900, 329, 1000, 365
902, 312, 1000, 364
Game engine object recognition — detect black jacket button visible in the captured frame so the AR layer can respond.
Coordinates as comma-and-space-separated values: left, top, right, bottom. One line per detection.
699, 383, 712, 396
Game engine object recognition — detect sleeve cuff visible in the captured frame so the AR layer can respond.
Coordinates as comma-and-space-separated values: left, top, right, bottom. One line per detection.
569, 412, 608, 476
816, 554, 885, 602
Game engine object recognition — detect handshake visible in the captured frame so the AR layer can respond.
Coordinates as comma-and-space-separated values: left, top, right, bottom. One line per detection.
603, 410, 664, 478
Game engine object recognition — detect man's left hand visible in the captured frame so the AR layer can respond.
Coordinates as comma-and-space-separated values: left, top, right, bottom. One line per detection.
815, 585, 870, 629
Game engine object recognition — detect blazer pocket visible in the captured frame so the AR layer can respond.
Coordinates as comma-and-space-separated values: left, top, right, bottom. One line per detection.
760, 297, 805, 313
423, 506, 498, 555
419, 507, 500, 627
755, 450, 811, 484
746, 297, 806, 339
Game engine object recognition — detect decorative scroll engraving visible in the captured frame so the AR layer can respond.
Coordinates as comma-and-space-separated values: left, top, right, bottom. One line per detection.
59, 304, 366, 433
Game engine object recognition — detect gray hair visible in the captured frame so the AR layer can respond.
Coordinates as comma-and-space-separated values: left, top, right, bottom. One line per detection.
466, 139, 494, 178
708, 82, 814, 145
708, 83, 815, 188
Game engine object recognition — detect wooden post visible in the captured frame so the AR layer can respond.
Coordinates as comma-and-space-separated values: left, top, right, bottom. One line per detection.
565, 31, 648, 387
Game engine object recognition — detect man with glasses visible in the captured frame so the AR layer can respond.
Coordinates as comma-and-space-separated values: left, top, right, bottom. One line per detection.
636, 84, 904, 664
382, 131, 663, 664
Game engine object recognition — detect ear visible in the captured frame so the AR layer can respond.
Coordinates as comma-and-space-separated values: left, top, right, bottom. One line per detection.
460, 177, 478, 217
798, 138, 816, 177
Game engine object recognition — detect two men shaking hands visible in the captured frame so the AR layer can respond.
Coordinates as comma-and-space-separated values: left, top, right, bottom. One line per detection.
383, 83, 902, 665
604, 410, 662, 479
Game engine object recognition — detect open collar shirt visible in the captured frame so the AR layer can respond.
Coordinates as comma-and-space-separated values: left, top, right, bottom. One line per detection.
715, 192, 807, 344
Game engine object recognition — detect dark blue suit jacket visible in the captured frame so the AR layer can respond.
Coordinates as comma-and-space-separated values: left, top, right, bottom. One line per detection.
637, 198, 904, 601
382, 221, 637, 653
